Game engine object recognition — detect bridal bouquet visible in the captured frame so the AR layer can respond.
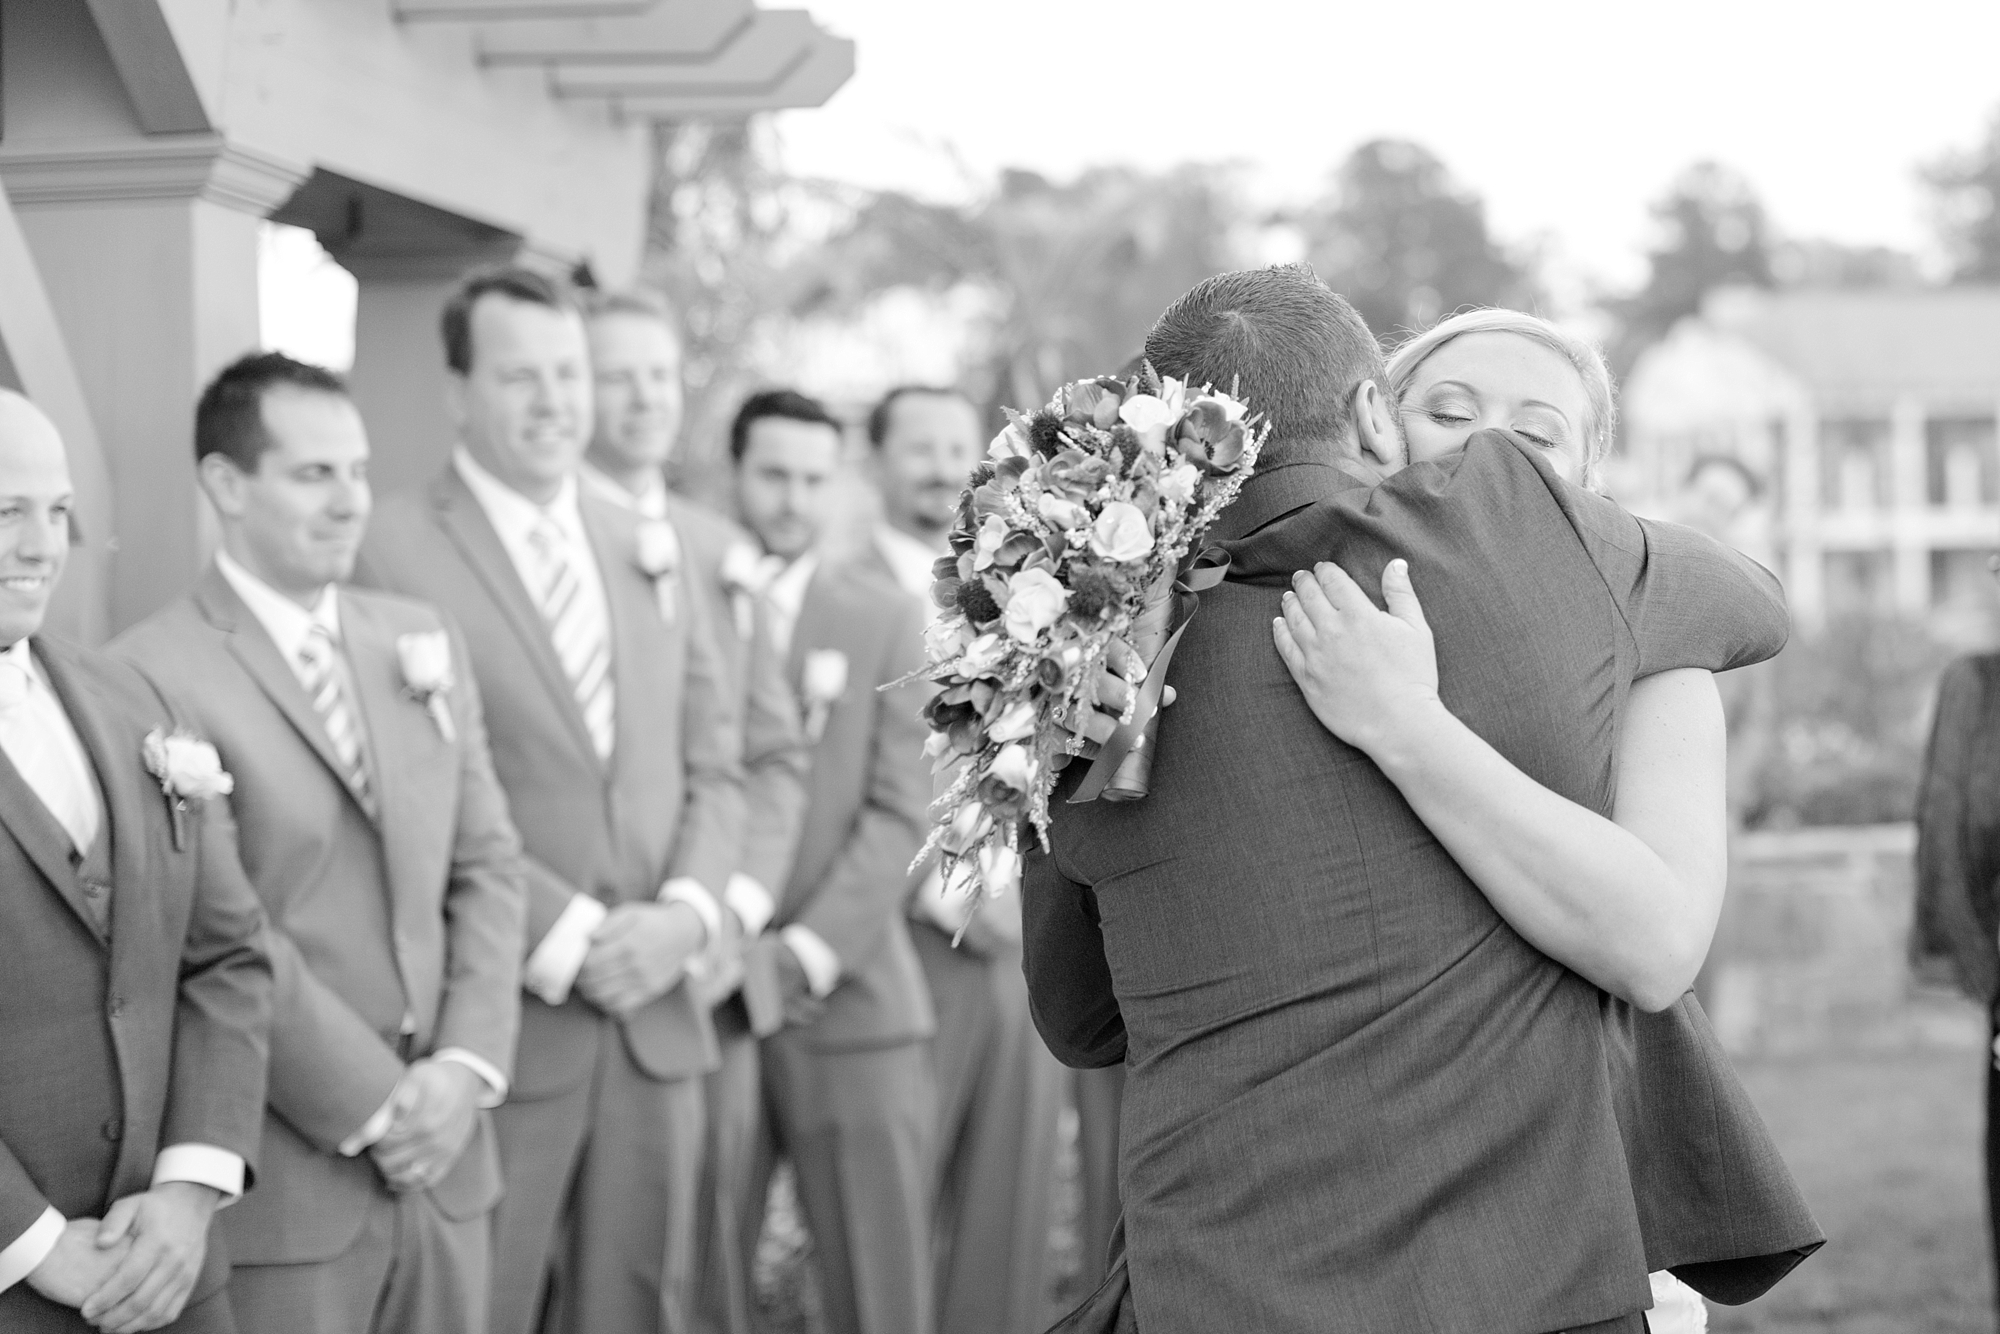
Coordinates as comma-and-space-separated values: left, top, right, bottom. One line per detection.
908, 364, 1267, 911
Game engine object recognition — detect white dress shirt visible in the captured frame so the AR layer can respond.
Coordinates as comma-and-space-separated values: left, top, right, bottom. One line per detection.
213, 554, 509, 1152
453, 452, 721, 1002
0, 639, 245, 1295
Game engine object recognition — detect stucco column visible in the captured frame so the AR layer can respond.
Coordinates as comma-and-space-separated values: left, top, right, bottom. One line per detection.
0, 135, 307, 633
343, 260, 471, 501
1782, 403, 1824, 636
1887, 394, 1930, 618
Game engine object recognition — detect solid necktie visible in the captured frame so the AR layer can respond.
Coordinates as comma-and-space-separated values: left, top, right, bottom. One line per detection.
298, 624, 374, 812
530, 520, 615, 761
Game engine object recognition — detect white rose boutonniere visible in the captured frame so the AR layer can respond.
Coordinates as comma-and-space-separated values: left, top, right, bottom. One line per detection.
142, 727, 234, 850
636, 519, 682, 627
800, 648, 849, 744
719, 540, 779, 643
396, 630, 457, 744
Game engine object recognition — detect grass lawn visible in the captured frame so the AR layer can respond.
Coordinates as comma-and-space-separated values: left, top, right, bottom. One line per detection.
1712, 1048, 1992, 1334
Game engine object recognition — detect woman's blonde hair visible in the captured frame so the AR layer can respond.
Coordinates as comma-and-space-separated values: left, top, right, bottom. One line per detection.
1384, 308, 1616, 488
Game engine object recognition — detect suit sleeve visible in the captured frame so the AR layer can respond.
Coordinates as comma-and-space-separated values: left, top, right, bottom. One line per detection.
1912, 658, 2000, 1003
737, 599, 810, 894
792, 595, 929, 972
162, 793, 274, 1174
1020, 841, 1127, 1068
431, 614, 527, 1077
0, 1148, 53, 1262
666, 569, 747, 896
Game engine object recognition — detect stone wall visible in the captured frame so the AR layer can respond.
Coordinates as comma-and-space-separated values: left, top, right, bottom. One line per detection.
1703, 823, 1986, 1057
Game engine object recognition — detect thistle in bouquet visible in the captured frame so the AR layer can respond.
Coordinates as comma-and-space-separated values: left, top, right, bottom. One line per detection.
902, 362, 1268, 918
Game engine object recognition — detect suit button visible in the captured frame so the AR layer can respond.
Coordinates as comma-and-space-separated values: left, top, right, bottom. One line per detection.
100, 1119, 121, 1142
107, 996, 125, 1019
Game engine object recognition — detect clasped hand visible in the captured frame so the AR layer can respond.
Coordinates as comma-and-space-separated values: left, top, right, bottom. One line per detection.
1272, 559, 1442, 757
370, 1058, 482, 1194
30, 1181, 222, 1333
576, 900, 704, 1018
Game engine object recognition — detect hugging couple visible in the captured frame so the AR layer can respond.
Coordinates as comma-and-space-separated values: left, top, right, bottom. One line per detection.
1025, 264, 1822, 1334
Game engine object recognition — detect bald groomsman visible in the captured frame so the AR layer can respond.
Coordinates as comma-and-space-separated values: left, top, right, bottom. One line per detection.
577, 290, 809, 1334
731, 389, 936, 1334
0, 390, 272, 1334
356, 267, 745, 1334
113, 352, 529, 1334
863, 386, 1066, 1334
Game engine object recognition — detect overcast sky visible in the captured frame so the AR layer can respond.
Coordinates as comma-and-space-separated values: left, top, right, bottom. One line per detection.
774, 0, 2000, 293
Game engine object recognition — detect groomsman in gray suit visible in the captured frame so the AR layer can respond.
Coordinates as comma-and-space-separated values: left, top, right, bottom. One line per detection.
862, 385, 1065, 1334
730, 389, 937, 1334
355, 267, 746, 1334
112, 352, 529, 1334
0, 390, 272, 1334
576, 289, 809, 1334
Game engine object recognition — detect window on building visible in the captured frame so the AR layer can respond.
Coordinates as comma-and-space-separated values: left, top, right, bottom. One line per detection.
1820, 419, 1889, 511
1925, 417, 1997, 508
1824, 550, 1892, 616
1932, 549, 1998, 610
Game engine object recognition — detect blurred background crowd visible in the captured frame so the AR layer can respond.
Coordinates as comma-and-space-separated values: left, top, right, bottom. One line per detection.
8, 1, 2000, 1330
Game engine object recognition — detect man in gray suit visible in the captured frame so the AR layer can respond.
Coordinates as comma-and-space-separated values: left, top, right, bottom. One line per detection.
1025, 267, 1816, 1333
861, 385, 1066, 1334
113, 352, 528, 1334
0, 390, 272, 1334
729, 389, 937, 1334
577, 289, 809, 1334
355, 267, 746, 1334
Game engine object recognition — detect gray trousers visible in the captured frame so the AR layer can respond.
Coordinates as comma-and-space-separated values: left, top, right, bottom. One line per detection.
228, 1186, 487, 1334
691, 999, 760, 1334
751, 1030, 936, 1334
489, 1032, 705, 1334
916, 925, 1065, 1334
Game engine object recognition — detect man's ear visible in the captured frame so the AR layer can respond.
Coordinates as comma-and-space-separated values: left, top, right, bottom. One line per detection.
443, 373, 470, 435
1352, 380, 1405, 470
197, 453, 248, 520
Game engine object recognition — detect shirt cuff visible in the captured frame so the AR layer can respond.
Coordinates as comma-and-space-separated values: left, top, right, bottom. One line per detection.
0, 1207, 64, 1296
726, 873, 777, 937
779, 924, 841, 998
151, 1145, 246, 1204
523, 894, 609, 1006
433, 1048, 509, 1109
658, 877, 721, 948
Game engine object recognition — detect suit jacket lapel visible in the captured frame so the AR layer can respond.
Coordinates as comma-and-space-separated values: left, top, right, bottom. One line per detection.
431, 471, 601, 770
581, 497, 644, 780
0, 705, 104, 945
193, 567, 369, 820
338, 596, 427, 975
35, 640, 153, 950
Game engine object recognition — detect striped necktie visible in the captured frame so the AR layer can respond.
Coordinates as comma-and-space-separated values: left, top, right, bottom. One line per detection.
298, 624, 373, 812
529, 519, 615, 762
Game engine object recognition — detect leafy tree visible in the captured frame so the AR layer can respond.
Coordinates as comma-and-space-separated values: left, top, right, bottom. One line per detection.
1298, 139, 1534, 342
1607, 161, 1773, 375
1922, 107, 2000, 282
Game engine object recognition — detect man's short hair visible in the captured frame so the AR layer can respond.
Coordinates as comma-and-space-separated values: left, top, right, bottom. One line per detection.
1142, 263, 1385, 467
866, 385, 974, 450
729, 389, 842, 462
440, 265, 575, 375
582, 286, 681, 338
195, 351, 350, 471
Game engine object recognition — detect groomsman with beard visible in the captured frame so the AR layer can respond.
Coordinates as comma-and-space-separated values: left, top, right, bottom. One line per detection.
862, 385, 1065, 1334
729, 389, 937, 1334
575, 290, 809, 1334
0, 390, 271, 1334
355, 267, 746, 1334
112, 352, 529, 1334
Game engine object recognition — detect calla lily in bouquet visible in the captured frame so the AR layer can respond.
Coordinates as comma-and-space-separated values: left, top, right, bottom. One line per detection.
899, 362, 1267, 916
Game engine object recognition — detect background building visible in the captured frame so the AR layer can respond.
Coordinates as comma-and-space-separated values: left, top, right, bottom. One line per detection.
0, 0, 850, 642
1620, 285, 2000, 644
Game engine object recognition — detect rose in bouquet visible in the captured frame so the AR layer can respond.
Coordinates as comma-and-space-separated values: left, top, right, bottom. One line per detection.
903, 363, 1267, 915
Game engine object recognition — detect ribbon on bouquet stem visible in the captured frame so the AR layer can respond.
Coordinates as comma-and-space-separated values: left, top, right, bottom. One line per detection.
1069, 546, 1231, 804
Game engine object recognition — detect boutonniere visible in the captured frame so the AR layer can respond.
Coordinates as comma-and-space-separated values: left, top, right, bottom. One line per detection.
800, 648, 849, 744
719, 540, 780, 643
142, 728, 233, 851
635, 519, 682, 627
396, 630, 457, 744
